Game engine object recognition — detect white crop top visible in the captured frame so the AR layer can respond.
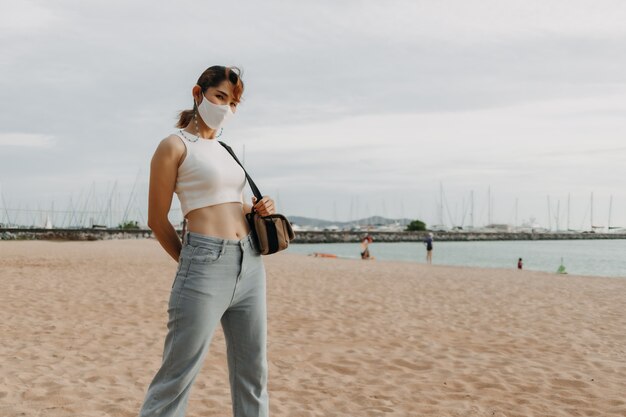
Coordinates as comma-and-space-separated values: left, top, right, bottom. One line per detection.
173, 131, 246, 217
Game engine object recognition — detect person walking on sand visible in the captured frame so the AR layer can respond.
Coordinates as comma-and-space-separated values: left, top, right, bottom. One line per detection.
360, 235, 373, 259
137, 66, 275, 417
423, 232, 434, 264
518, 258, 523, 270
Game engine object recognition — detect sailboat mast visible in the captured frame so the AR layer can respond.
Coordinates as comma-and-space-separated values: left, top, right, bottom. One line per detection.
488, 186, 491, 225
470, 190, 474, 229
0, 181, 11, 226
590, 192, 594, 230
556, 199, 560, 232
567, 193, 571, 231
439, 182, 444, 226
547, 195, 552, 231
608, 195, 613, 231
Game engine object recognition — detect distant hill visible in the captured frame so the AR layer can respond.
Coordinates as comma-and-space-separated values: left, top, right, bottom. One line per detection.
286, 215, 413, 229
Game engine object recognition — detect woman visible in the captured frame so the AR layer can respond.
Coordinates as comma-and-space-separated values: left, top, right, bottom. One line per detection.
138, 66, 275, 417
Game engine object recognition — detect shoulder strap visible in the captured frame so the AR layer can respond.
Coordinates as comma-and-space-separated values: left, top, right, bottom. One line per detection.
219, 141, 264, 202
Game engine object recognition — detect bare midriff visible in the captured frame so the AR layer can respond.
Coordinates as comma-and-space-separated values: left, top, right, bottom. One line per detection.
185, 202, 251, 240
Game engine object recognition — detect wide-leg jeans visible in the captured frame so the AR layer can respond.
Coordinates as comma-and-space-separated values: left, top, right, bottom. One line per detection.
138, 230, 268, 417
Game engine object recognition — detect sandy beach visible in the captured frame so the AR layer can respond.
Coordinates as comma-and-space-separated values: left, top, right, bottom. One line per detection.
1, 238, 625, 417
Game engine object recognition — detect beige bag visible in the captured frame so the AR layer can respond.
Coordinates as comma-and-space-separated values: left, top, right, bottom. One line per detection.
221, 141, 296, 255
245, 211, 296, 255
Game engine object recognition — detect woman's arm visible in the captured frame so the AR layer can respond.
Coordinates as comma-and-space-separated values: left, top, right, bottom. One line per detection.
147, 136, 185, 262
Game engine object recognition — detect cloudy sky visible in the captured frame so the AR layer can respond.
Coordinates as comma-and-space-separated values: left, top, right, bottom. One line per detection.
1, 0, 625, 229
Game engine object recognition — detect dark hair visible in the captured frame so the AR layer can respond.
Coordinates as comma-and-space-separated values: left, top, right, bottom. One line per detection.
176, 65, 244, 128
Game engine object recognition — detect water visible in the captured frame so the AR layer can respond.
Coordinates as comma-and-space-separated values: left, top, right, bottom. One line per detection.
286, 239, 626, 278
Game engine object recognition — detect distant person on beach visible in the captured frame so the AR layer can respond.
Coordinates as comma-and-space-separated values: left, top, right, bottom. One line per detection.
360, 235, 373, 259
423, 232, 434, 264
138, 66, 274, 417
518, 258, 523, 270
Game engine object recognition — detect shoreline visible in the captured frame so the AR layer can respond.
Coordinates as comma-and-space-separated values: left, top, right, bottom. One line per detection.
289, 242, 626, 280
1, 236, 622, 280
297, 251, 626, 281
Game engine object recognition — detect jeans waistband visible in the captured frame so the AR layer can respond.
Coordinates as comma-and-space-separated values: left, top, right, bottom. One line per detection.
185, 230, 256, 251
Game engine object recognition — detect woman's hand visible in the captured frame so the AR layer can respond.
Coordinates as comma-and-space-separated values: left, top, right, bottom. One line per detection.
251, 196, 276, 216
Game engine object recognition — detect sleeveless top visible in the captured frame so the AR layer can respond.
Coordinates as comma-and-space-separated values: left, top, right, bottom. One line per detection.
172, 131, 246, 217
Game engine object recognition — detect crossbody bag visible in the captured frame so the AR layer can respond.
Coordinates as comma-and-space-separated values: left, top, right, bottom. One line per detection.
219, 141, 296, 255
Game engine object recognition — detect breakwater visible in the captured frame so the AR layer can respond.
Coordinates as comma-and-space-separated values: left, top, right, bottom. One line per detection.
0, 228, 153, 241
2, 228, 626, 242
291, 231, 626, 243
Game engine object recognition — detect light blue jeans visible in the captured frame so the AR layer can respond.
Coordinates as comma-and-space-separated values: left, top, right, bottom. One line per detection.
138, 231, 268, 417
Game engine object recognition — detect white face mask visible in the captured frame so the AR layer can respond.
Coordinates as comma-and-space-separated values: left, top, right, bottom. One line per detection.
196, 95, 233, 130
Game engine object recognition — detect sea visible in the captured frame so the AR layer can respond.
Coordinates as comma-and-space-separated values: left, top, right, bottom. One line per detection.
285, 239, 626, 278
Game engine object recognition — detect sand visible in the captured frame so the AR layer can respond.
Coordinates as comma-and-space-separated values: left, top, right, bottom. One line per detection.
1, 238, 625, 417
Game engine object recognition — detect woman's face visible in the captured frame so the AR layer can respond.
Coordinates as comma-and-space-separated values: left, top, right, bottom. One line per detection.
195, 80, 239, 113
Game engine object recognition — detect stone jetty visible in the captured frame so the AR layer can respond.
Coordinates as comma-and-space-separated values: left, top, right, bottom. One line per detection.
2, 228, 625, 242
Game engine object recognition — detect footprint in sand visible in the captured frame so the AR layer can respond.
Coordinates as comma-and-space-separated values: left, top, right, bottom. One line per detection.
391, 358, 432, 371
313, 362, 358, 376
550, 378, 590, 390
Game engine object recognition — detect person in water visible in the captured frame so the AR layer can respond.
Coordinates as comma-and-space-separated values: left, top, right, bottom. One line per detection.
137, 65, 275, 417
360, 235, 373, 259
518, 258, 523, 270
423, 232, 434, 264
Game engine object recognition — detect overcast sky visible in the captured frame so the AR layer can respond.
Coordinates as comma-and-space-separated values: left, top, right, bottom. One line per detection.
1, 0, 625, 229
